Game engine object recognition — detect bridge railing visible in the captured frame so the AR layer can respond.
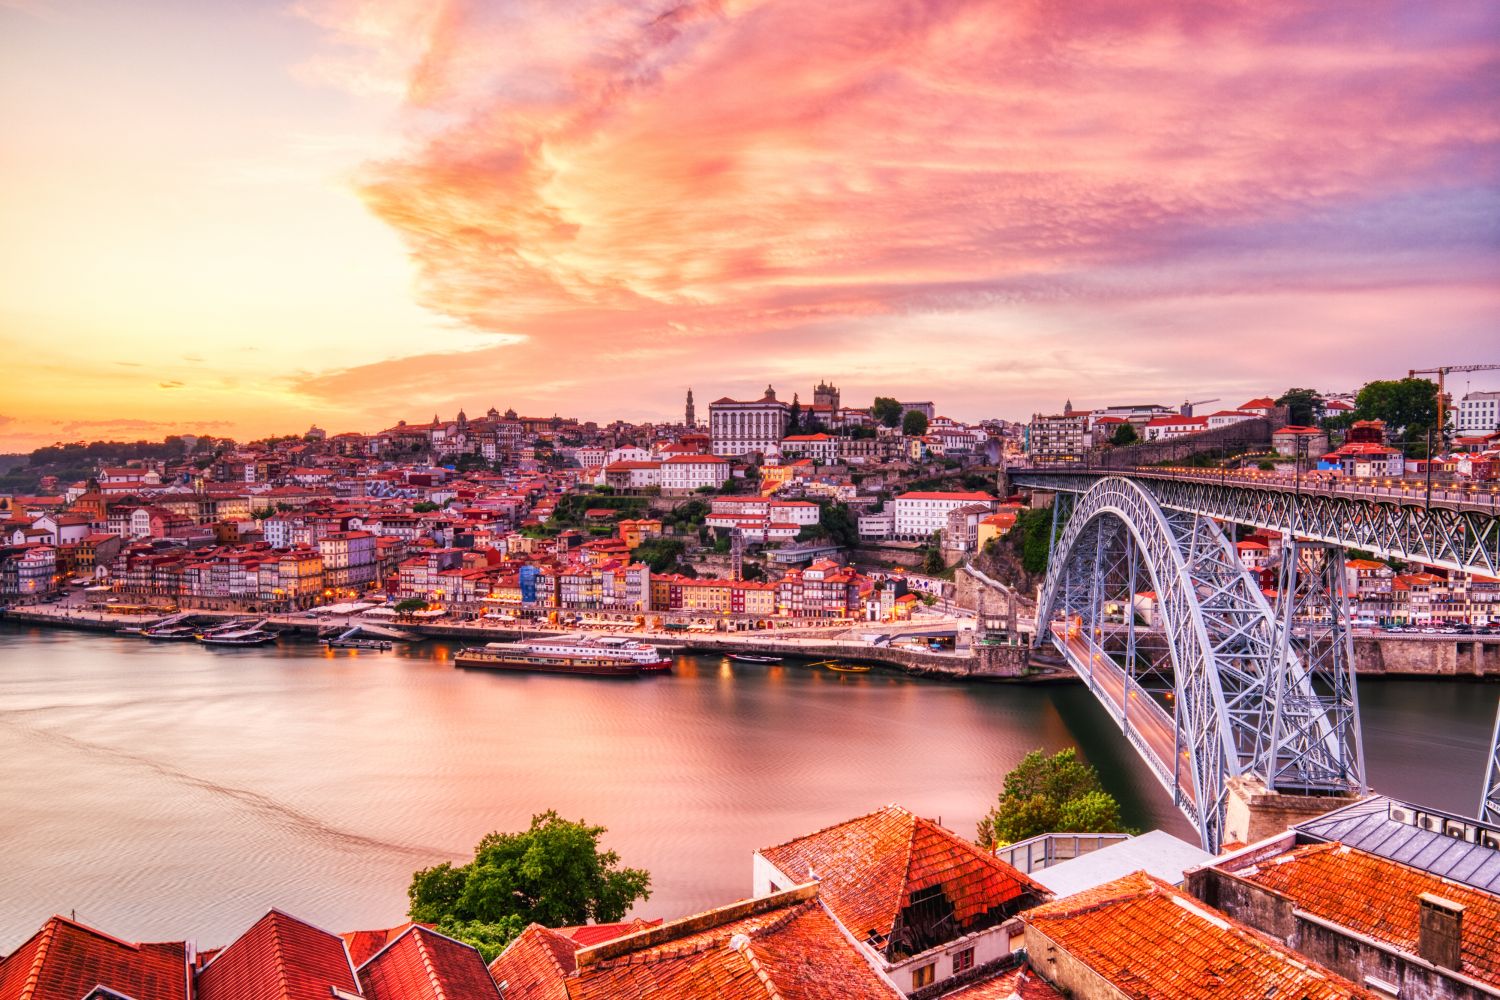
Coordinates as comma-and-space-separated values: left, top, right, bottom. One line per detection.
1011, 463, 1500, 514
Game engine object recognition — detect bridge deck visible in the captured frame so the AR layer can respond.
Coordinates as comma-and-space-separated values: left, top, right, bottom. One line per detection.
1049, 623, 1195, 812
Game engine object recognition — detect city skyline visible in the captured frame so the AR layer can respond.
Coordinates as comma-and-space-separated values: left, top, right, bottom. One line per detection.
2, 0, 1498, 452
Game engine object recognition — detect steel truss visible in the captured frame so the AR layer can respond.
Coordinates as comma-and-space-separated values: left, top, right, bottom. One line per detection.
1034, 476, 1365, 852
1484, 699, 1500, 824
1014, 471, 1500, 576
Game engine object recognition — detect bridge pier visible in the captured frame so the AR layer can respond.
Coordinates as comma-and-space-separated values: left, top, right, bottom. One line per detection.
1224, 775, 1365, 848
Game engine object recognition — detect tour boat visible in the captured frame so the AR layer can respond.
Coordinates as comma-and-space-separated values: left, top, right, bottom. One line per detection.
142, 624, 199, 641
727, 653, 783, 664
197, 621, 278, 646
454, 635, 672, 677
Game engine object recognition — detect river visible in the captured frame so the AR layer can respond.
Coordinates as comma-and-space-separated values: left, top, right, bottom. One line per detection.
1, 624, 1495, 950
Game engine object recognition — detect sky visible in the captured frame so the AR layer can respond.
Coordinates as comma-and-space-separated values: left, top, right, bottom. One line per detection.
1, 0, 1497, 451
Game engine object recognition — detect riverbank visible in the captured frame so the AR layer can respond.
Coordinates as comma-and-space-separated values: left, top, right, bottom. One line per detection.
7, 603, 1497, 679
0, 604, 1045, 682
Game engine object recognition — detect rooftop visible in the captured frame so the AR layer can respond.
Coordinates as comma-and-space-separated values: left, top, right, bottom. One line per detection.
1025, 872, 1376, 999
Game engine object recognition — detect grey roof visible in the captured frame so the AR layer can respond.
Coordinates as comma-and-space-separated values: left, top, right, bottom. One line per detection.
1031, 830, 1213, 898
1295, 795, 1500, 895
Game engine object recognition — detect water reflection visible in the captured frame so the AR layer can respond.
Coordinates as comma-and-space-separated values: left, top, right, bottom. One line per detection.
0, 624, 1490, 951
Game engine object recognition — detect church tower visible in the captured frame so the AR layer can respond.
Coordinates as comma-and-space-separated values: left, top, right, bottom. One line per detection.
685, 388, 696, 428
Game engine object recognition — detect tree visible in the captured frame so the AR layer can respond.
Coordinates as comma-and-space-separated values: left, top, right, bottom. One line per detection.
1110, 422, 1139, 447
393, 598, 428, 614
1354, 378, 1437, 437
409, 810, 651, 961
788, 396, 802, 434
872, 397, 903, 428
921, 532, 946, 575
902, 410, 929, 436
1276, 388, 1324, 427
976, 749, 1126, 850
412, 501, 441, 513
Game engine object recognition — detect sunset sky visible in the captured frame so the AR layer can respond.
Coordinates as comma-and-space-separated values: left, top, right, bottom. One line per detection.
1, 0, 1497, 451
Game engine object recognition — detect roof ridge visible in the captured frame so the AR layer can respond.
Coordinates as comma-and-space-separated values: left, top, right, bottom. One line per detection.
887, 809, 922, 940
729, 937, 783, 1000
17, 916, 59, 1000
412, 927, 447, 1000
266, 910, 291, 1000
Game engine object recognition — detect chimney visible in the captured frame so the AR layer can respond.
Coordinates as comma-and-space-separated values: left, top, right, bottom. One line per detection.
1418, 893, 1463, 970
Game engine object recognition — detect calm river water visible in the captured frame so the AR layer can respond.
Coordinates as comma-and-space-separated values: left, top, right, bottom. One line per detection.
1, 624, 1495, 950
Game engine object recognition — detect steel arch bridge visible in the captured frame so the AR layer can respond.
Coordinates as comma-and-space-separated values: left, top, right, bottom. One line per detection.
1016, 472, 1370, 852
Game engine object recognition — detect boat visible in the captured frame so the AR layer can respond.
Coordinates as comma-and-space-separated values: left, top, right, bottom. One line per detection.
323, 637, 392, 650
727, 653, 783, 664
142, 624, 199, 641
199, 629, 278, 646
454, 635, 672, 677
824, 661, 872, 674
198, 620, 278, 646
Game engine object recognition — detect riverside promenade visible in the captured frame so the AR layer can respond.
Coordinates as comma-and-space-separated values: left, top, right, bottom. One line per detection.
0, 601, 1042, 681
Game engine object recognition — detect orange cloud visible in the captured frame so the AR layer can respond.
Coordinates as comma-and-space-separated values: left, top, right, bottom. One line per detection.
276, 1, 1493, 422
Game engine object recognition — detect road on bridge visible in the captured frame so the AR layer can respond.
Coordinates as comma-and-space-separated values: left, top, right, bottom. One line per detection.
1051, 622, 1195, 809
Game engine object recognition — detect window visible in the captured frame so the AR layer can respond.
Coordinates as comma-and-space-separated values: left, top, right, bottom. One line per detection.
951, 947, 975, 974
911, 963, 936, 988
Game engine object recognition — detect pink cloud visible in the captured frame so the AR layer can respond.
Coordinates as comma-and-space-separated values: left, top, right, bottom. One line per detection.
294, 0, 1500, 418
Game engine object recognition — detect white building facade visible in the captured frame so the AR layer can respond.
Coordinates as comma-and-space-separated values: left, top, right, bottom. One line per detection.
709, 387, 791, 458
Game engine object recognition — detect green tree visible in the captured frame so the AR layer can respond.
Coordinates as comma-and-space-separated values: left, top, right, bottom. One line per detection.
788, 397, 802, 433
872, 397, 903, 428
393, 598, 428, 614
632, 538, 686, 573
412, 501, 441, 513
1354, 378, 1438, 437
409, 810, 651, 961
1276, 388, 1324, 427
1110, 422, 1139, 447
902, 410, 929, 436
817, 501, 859, 548
921, 532, 946, 575
976, 749, 1126, 850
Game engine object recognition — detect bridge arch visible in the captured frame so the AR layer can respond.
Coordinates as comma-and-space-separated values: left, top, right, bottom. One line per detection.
1033, 476, 1362, 851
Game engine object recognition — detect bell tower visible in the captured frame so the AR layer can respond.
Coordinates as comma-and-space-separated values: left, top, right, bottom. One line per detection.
685, 388, 696, 428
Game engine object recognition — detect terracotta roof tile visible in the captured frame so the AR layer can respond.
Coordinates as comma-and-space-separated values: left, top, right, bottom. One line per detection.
486, 926, 579, 1000
938, 964, 1062, 999
196, 910, 359, 1000
0, 916, 187, 1000
757, 806, 1047, 953
341, 923, 427, 968
570, 888, 901, 1000
1025, 872, 1377, 999
358, 926, 500, 1000
1228, 841, 1500, 988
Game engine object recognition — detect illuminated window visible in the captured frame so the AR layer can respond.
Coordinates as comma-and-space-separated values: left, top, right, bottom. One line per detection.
912, 964, 935, 988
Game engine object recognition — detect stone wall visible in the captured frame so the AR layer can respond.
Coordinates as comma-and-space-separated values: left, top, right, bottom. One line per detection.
1354, 636, 1500, 676
1094, 413, 1279, 468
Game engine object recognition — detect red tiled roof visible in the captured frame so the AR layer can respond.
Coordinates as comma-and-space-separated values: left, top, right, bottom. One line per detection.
358, 925, 501, 1000
340, 923, 426, 968
757, 805, 1047, 943
1025, 872, 1377, 999
941, 964, 1062, 999
1228, 842, 1500, 987
196, 910, 358, 1000
539, 920, 658, 950
487, 926, 580, 1000
0, 916, 188, 1000
569, 888, 902, 1000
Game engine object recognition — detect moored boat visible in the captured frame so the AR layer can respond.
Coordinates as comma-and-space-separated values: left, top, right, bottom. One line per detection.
823, 661, 872, 673
454, 635, 671, 677
727, 653, 783, 663
198, 630, 278, 646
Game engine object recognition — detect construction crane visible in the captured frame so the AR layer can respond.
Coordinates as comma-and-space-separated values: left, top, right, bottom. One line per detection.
1180, 398, 1220, 417
1407, 364, 1500, 435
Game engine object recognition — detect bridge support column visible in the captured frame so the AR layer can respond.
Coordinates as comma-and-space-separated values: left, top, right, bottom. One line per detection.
1224, 775, 1362, 848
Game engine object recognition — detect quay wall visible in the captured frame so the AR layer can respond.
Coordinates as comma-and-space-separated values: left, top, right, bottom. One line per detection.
6, 608, 1497, 680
